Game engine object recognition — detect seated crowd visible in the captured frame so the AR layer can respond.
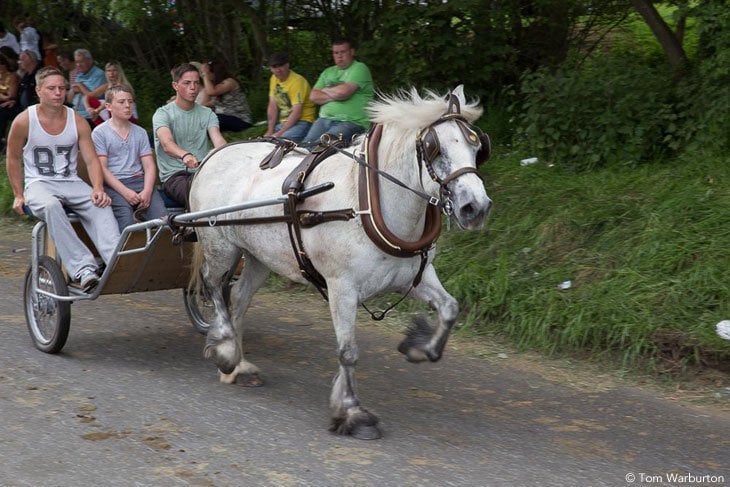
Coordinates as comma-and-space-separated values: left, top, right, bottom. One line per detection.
3, 32, 373, 291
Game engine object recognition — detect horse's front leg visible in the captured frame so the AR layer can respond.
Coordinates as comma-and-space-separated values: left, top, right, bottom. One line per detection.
327, 280, 382, 440
398, 264, 459, 363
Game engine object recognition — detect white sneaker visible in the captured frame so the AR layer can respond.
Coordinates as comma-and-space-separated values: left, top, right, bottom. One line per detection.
77, 269, 99, 292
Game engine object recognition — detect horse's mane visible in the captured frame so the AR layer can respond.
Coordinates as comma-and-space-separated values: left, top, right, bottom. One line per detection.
367, 87, 483, 130
363, 87, 484, 167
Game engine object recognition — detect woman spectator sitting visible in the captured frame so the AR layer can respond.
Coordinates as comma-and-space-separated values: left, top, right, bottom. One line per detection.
84, 60, 138, 125
201, 57, 252, 132
0, 53, 19, 149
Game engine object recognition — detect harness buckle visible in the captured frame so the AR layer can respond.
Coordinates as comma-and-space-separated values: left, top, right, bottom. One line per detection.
428, 196, 440, 207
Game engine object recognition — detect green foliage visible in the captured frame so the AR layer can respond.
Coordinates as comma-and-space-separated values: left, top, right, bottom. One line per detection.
679, 0, 730, 153
360, 1, 512, 93
477, 96, 515, 151
512, 55, 684, 170
436, 154, 730, 369
123, 66, 174, 130
510, 0, 730, 171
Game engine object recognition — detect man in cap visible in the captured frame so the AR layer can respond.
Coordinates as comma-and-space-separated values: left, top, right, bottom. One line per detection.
264, 52, 316, 143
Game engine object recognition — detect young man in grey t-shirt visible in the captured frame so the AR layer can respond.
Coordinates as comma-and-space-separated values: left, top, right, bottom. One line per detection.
92, 85, 168, 230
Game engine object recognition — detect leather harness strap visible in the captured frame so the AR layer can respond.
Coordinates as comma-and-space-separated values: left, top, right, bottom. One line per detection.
281, 141, 355, 298
358, 124, 442, 258
259, 137, 297, 169
281, 141, 343, 194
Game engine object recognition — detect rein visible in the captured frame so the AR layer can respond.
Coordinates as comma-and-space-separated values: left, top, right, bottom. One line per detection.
327, 139, 442, 209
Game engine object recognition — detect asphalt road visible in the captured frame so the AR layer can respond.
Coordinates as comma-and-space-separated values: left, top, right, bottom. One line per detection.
0, 220, 729, 487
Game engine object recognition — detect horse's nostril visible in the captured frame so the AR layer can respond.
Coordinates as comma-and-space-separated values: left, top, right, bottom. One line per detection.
461, 203, 483, 221
461, 203, 475, 217
459, 200, 490, 227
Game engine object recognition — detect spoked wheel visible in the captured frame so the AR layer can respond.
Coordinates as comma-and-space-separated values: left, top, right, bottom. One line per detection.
183, 280, 232, 335
24, 256, 71, 354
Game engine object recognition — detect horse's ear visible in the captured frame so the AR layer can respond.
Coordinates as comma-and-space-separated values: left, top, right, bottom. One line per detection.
451, 85, 466, 107
445, 85, 467, 115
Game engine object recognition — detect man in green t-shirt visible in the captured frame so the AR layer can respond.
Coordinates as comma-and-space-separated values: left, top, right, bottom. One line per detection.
153, 63, 226, 206
301, 39, 374, 145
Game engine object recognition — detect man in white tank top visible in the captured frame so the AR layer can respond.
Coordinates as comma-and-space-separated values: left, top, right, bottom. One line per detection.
6, 67, 120, 291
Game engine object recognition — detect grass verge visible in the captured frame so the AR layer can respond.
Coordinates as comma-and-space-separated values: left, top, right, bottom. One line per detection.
434, 151, 730, 373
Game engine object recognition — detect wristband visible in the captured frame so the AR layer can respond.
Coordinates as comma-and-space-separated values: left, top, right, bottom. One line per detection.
180, 152, 193, 161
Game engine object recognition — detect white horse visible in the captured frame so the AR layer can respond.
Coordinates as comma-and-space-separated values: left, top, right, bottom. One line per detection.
188, 86, 492, 439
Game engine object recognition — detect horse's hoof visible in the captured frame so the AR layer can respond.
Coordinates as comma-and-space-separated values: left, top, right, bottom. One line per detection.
215, 359, 237, 375
330, 408, 381, 439
205, 342, 239, 374
351, 423, 382, 440
402, 347, 430, 363
236, 373, 264, 387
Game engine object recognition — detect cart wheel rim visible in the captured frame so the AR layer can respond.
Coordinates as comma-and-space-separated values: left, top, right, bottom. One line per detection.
27, 267, 61, 345
24, 256, 70, 353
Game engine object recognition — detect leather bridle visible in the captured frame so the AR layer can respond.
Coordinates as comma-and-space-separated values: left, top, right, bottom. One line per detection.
415, 93, 491, 216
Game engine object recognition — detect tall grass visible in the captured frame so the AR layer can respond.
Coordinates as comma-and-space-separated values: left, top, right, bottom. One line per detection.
436, 152, 730, 369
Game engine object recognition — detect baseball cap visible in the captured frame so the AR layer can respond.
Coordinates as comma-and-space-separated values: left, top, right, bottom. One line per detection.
268, 52, 289, 67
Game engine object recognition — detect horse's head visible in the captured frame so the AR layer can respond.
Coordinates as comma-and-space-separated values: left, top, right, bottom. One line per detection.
367, 86, 493, 230
416, 85, 492, 230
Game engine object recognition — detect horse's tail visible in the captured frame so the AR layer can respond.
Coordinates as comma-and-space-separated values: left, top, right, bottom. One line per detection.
188, 242, 204, 294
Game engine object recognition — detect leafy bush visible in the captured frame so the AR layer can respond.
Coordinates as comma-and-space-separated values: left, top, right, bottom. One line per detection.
511, 55, 683, 171
678, 1, 730, 154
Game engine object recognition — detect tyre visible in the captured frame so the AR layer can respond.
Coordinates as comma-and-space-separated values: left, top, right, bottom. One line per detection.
183, 281, 231, 335
24, 256, 71, 354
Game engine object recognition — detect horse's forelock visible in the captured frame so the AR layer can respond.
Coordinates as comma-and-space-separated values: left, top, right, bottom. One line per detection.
367, 87, 483, 130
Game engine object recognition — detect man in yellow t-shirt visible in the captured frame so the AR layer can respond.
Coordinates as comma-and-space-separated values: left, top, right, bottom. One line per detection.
265, 52, 316, 143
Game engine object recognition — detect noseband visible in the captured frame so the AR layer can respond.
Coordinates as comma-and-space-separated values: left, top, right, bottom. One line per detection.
416, 94, 491, 215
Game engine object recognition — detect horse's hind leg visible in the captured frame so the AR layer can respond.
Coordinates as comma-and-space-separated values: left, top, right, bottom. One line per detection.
200, 239, 243, 375
398, 264, 459, 363
327, 280, 382, 440
219, 251, 270, 387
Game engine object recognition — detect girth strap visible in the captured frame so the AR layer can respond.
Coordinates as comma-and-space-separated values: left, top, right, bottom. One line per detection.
285, 191, 329, 299
281, 140, 350, 298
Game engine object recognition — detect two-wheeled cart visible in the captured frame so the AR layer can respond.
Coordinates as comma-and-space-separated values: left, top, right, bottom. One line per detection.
22, 184, 331, 353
